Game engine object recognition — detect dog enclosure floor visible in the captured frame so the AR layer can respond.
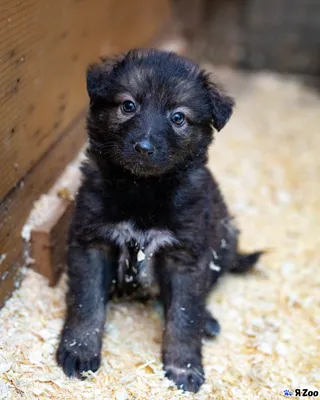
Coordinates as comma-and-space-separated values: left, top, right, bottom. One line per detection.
0, 69, 319, 400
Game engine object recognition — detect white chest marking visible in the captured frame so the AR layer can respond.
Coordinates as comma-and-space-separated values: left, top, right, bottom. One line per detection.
109, 221, 178, 256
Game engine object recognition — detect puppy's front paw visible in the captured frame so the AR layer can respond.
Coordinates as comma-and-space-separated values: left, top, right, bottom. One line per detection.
164, 363, 205, 393
56, 329, 101, 378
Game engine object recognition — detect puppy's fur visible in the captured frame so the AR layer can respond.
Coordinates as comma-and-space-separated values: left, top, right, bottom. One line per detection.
57, 49, 262, 393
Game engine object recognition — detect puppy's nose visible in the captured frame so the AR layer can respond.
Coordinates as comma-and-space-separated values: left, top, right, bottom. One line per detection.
133, 140, 155, 156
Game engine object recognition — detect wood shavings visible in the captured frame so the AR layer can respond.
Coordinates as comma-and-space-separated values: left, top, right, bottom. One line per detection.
57, 187, 73, 201
0, 381, 9, 400
28, 349, 43, 365
0, 360, 11, 374
0, 254, 7, 265
137, 250, 146, 262
258, 342, 273, 355
21, 224, 32, 242
209, 261, 221, 272
115, 388, 129, 400
81, 370, 97, 380
281, 261, 295, 276
275, 341, 287, 356
32, 387, 45, 396
1, 70, 320, 399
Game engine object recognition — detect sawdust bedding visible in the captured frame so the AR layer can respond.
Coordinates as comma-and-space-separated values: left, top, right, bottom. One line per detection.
0, 70, 319, 400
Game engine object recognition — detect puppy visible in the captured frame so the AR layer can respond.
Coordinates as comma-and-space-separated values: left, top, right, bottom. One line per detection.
57, 49, 262, 393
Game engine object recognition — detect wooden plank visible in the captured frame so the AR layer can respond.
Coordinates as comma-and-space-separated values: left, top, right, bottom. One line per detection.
0, 113, 86, 308
30, 198, 74, 286
0, 0, 171, 201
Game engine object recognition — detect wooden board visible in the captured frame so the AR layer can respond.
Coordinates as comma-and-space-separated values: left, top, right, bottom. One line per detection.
0, 0, 171, 202
30, 198, 74, 286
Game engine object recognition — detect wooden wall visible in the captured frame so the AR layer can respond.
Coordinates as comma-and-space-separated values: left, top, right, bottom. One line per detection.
176, 0, 320, 75
0, 0, 171, 307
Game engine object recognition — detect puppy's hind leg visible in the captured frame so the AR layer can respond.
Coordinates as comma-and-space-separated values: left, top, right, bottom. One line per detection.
57, 243, 117, 378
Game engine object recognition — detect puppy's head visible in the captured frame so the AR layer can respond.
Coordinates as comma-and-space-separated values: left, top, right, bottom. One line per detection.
86, 49, 234, 176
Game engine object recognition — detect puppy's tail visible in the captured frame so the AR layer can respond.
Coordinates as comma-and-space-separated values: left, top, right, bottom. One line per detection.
229, 251, 264, 274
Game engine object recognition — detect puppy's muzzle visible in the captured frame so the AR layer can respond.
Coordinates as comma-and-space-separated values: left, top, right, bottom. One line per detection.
133, 140, 155, 156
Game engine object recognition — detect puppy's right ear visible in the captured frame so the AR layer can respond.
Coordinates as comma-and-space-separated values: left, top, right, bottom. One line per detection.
86, 55, 124, 102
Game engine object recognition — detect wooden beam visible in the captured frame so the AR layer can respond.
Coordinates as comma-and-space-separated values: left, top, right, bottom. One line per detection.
30, 198, 74, 286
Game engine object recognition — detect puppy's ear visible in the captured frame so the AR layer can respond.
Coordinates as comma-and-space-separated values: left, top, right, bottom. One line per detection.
207, 79, 235, 131
86, 55, 124, 101
86, 62, 105, 101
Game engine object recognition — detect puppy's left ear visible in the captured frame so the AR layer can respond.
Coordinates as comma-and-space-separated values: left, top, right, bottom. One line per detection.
208, 80, 235, 132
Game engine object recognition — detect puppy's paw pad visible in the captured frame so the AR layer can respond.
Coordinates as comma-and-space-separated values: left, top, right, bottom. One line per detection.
56, 340, 101, 378
164, 364, 205, 393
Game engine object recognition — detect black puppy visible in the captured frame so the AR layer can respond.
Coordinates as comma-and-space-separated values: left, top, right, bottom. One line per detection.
57, 49, 261, 393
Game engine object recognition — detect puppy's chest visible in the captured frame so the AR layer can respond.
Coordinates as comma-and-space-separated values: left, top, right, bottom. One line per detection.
111, 221, 177, 296
112, 221, 177, 258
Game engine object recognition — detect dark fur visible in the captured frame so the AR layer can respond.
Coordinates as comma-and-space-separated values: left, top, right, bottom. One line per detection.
57, 49, 261, 392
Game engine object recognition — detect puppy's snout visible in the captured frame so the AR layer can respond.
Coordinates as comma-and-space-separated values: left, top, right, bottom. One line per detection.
133, 140, 155, 156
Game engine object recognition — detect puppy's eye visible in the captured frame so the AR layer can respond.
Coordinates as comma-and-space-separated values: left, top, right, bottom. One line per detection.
122, 100, 136, 113
171, 112, 185, 126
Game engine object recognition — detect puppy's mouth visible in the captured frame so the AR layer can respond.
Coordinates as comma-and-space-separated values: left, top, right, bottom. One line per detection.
124, 159, 163, 177
119, 152, 169, 176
